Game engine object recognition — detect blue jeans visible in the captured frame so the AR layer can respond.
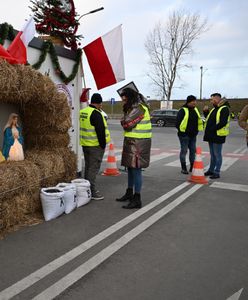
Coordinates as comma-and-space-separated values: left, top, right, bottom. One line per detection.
178, 135, 196, 165
208, 142, 223, 175
128, 168, 142, 194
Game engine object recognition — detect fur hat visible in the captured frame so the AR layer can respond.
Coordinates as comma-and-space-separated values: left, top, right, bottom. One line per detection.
91, 93, 102, 104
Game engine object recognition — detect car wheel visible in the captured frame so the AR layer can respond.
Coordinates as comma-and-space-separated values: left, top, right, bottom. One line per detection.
156, 119, 165, 127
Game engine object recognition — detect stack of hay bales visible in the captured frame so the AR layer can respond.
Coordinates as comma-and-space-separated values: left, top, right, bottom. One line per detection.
0, 60, 77, 236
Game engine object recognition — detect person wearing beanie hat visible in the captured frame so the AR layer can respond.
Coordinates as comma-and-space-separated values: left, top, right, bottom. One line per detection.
91, 93, 103, 104
79, 93, 111, 200
176, 95, 203, 174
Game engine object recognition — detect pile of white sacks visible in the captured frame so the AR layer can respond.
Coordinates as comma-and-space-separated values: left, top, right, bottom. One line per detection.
40, 179, 91, 221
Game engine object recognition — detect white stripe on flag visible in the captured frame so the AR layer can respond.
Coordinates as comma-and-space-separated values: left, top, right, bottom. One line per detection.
102, 25, 125, 82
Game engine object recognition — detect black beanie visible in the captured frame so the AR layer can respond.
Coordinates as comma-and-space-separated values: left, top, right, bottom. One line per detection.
91, 93, 102, 104
186, 95, 196, 103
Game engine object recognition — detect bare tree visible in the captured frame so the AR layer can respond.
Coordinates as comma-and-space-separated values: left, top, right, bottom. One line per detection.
145, 10, 208, 101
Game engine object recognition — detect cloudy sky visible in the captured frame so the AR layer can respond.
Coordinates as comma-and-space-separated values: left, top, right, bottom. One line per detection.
1, 0, 248, 101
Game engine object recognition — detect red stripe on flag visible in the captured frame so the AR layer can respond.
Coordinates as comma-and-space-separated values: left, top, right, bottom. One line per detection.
0, 44, 19, 64
7, 31, 27, 64
83, 37, 117, 90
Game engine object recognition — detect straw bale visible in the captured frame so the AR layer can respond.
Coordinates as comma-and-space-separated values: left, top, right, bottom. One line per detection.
25, 133, 70, 149
0, 60, 19, 101
0, 191, 42, 239
0, 160, 41, 201
0, 60, 77, 237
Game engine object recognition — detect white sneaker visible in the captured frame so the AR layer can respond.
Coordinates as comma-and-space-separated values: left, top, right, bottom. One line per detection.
91, 191, 104, 200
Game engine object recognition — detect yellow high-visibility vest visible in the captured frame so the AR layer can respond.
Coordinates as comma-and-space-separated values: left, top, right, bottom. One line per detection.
124, 104, 152, 139
80, 106, 111, 146
179, 107, 203, 132
205, 106, 230, 136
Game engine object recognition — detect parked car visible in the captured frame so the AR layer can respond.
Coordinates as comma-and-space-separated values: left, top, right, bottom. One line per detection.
150, 109, 179, 127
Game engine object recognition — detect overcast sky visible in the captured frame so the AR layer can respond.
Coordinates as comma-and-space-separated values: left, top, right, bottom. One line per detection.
1, 0, 248, 101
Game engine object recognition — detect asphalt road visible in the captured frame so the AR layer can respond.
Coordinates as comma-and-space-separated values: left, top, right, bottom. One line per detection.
0, 121, 247, 300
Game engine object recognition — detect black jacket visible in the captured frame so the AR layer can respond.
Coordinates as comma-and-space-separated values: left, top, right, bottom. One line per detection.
89, 104, 106, 149
176, 104, 199, 137
203, 101, 230, 144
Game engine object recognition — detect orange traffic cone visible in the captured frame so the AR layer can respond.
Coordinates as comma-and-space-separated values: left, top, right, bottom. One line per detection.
102, 143, 121, 176
188, 147, 208, 184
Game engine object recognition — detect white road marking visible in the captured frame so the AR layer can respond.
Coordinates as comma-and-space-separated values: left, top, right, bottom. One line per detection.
32, 184, 202, 300
165, 156, 205, 167
241, 147, 248, 154
226, 288, 243, 300
0, 182, 190, 299
220, 157, 239, 171
225, 153, 244, 157
204, 157, 239, 172
233, 146, 246, 154
150, 152, 175, 163
210, 182, 248, 193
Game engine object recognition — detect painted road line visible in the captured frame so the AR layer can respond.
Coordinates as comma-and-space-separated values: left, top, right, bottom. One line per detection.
104, 152, 175, 163
210, 182, 248, 193
204, 156, 239, 173
241, 147, 248, 154
150, 152, 175, 163
32, 184, 202, 300
165, 156, 205, 168
221, 157, 239, 171
225, 153, 244, 157
226, 288, 243, 300
233, 146, 246, 154
0, 182, 190, 299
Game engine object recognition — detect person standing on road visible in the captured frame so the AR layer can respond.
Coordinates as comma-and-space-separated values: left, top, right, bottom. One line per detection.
238, 104, 248, 147
116, 88, 152, 209
176, 95, 203, 174
80, 93, 111, 200
204, 93, 230, 179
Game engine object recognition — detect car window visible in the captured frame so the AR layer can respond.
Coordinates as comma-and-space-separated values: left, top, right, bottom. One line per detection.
165, 111, 174, 116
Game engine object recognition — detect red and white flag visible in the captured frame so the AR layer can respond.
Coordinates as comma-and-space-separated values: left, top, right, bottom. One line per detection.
83, 25, 125, 90
7, 17, 36, 64
0, 44, 19, 64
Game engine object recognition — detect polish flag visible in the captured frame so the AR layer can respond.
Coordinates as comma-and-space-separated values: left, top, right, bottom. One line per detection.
0, 44, 19, 64
7, 17, 36, 64
83, 25, 125, 90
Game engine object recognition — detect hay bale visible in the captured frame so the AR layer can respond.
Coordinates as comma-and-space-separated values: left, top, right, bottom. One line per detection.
0, 60, 78, 237
0, 160, 41, 201
25, 133, 70, 149
0, 60, 19, 102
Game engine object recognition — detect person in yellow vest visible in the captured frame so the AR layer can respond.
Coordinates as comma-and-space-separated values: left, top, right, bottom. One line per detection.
176, 95, 203, 174
238, 104, 248, 147
116, 88, 152, 209
204, 93, 230, 179
80, 93, 110, 200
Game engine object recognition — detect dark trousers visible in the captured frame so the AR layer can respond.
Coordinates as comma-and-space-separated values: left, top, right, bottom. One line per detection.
178, 135, 196, 165
208, 142, 223, 175
83, 146, 105, 194
128, 168, 142, 193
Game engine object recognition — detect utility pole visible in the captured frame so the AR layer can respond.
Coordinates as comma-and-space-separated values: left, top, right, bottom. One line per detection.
200, 66, 203, 100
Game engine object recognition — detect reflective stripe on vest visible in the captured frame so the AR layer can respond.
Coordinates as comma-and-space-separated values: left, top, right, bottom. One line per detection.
124, 104, 152, 139
179, 107, 203, 132
205, 106, 230, 136
80, 106, 111, 146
